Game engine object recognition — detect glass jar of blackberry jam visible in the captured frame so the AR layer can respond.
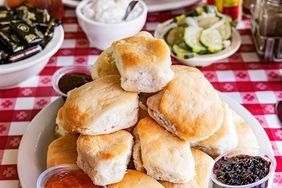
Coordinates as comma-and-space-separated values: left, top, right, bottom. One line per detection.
211, 148, 276, 188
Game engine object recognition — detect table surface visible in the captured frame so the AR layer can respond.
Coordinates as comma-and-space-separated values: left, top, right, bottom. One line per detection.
0, 3, 282, 188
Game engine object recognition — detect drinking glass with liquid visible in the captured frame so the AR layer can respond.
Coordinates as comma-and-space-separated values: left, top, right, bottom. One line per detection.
6, 0, 64, 19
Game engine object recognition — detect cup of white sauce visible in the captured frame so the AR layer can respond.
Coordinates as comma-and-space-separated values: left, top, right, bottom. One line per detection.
76, 0, 147, 50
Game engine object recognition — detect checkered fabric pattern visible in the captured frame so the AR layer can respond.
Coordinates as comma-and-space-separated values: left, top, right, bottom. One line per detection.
0, 2, 282, 187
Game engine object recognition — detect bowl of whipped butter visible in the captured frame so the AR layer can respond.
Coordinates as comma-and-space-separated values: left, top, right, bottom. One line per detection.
76, 0, 148, 50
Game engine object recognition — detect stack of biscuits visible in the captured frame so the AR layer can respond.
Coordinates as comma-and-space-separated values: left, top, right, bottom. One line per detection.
47, 32, 259, 188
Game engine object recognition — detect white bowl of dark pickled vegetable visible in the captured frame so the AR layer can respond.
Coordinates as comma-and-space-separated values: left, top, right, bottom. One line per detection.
155, 5, 241, 67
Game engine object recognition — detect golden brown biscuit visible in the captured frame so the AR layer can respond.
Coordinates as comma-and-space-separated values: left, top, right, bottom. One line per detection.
159, 148, 214, 188
91, 31, 154, 80
133, 117, 195, 183
108, 170, 164, 188
47, 134, 78, 168
56, 75, 139, 135
77, 130, 133, 186
91, 47, 120, 80
193, 102, 238, 157
112, 32, 174, 93
147, 65, 223, 142
232, 110, 259, 148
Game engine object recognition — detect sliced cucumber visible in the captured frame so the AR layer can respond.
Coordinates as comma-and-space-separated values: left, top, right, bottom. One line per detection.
186, 17, 198, 27
217, 22, 232, 40
200, 29, 223, 53
216, 12, 232, 24
186, 5, 217, 17
166, 5, 232, 56
178, 42, 187, 49
184, 26, 206, 53
198, 16, 220, 29
195, 6, 205, 15
173, 14, 186, 25
186, 9, 200, 17
203, 5, 217, 14
165, 27, 185, 46
172, 45, 194, 59
195, 13, 216, 21
208, 18, 225, 30
186, 6, 205, 17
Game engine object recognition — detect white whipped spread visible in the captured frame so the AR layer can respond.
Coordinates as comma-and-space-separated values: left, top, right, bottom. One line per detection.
82, 0, 143, 23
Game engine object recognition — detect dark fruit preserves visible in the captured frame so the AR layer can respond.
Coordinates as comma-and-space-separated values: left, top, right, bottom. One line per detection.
58, 72, 92, 95
214, 155, 271, 186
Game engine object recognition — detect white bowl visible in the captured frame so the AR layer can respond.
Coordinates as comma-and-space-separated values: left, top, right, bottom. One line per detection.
63, 0, 79, 7
154, 19, 241, 67
76, 0, 147, 50
0, 26, 64, 89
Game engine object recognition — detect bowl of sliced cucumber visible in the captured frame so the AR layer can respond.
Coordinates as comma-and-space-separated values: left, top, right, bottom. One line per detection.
155, 5, 241, 67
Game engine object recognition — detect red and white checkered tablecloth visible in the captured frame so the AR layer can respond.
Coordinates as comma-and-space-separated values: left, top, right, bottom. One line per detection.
0, 2, 282, 187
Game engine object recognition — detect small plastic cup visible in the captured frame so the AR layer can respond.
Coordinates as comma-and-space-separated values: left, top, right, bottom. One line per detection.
211, 148, 276, 188
37, 164, 80, 188
52, 65, 92, 97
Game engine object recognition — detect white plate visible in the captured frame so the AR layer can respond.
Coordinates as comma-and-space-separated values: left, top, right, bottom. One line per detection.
63, 0, 80, 7
154, 19, 241, 67
145, 0, 200, 12
18, 93, 273, 188
62, 0, 200, 12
